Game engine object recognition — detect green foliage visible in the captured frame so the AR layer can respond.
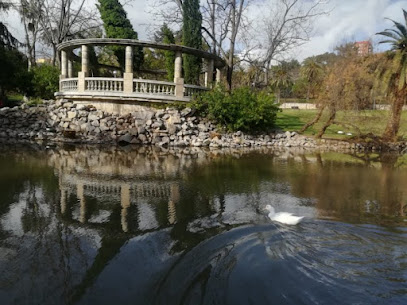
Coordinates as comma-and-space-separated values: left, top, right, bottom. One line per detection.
182, 0, 202, 85
30, 64, 59, 99
375, 8, 407, 141
0, 46, 30, 98
193, 86, 279, 132
97, 0, 143, 70
161, 24, 176, 81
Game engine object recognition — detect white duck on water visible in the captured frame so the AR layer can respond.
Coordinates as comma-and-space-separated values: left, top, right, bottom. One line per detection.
264, 205, 304, 225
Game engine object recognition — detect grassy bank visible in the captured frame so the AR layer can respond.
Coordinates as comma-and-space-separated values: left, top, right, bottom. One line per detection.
275, 109, 407, 140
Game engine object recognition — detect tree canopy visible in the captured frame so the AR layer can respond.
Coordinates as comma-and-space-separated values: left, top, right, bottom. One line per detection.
97, 0, 143, 70
182, 0, 202, 85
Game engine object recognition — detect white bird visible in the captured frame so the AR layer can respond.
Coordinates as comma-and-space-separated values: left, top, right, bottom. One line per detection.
264, 205, 304, 225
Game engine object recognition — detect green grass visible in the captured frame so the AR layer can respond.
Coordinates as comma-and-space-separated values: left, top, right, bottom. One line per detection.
275, 109, 407, 140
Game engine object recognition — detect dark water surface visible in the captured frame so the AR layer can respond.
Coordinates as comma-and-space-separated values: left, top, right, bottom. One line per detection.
0, 145, 407, 305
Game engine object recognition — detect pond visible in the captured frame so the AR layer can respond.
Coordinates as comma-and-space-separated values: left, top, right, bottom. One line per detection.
0, 145, 406, 305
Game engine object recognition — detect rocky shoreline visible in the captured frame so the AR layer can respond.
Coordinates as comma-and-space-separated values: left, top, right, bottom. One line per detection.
0, 100, 405, 152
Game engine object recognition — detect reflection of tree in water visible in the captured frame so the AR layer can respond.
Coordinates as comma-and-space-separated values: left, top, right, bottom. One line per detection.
2, 144, 407, 304
284, 151, 407, 225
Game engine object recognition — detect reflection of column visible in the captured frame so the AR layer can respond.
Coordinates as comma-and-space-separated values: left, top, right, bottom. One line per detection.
77, 182, 86, 223
61, 189, 67, 214
121, 184, 131, 232
168, 184, 180, 224
59, 175, 67, 214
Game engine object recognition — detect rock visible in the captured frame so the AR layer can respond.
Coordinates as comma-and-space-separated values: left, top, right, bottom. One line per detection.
138, 134, 147, 142
118, 133, 132, 144
181, 107, 192, 117
155, 109, 165, 118
67, 111, 77, 119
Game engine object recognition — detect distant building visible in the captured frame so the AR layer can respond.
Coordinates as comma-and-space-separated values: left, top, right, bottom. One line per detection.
355, 41, 373, 56
36, 58, 52, 64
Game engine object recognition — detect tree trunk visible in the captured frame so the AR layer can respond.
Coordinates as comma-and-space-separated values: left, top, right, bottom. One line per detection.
317, 106, 336, 138
299, 105, 326, 133
382, 89, 405, 142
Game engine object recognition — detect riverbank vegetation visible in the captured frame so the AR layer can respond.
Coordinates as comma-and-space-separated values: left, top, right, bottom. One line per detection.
0, 1, 406, 143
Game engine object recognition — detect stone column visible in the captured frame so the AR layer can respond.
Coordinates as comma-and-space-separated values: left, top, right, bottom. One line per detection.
125, 46, 133, 73
123, 46, 134, 93
61, 50, 67, 78
68, 59, 73, 78
78, 45, 89, 92
174, 51, 182, 80
216, 67, 222, 84
174, 51, 184, 98
81, 45, 89, 75
205, 59, 214, 88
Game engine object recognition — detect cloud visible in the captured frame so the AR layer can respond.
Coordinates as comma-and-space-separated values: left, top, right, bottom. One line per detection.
296, 0, 407, 60
2, 0, 407, 61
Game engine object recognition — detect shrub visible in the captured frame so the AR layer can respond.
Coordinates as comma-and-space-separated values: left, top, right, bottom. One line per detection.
193, 86, 279, 132
31, 64, 60, 99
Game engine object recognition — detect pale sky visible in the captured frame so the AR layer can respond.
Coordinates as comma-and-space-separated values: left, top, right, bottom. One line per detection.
2, 0, 407, 61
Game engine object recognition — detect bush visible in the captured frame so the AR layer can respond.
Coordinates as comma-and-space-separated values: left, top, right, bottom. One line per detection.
193, 86, 279, 132
30, 64, 60, 99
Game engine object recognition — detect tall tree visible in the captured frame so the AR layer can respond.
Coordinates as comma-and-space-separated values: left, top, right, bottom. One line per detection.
0, 1, 20, 48
18, 0, 43, 70
301, 59, 324, 101
40, 0, 100, 65
160, 24, 176, 81
98, 0, 143, 71
269, 64, 293, 104
376, 9, 407, 142
182, 0, 202, 85
246, 0, 328, 84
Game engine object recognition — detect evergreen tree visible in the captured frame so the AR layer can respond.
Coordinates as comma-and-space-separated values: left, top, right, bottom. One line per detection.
97, 0, 143, 71
161, 24, 176, 81
182, 0, 202, 85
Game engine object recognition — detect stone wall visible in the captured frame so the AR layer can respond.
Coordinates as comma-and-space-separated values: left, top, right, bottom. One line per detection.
0, 100, 404, 152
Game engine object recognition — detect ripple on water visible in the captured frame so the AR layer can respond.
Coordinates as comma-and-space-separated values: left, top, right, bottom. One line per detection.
154, 221, 407, 305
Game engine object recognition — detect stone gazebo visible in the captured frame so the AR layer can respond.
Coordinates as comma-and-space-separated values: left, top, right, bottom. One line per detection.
55, 38, 225, 107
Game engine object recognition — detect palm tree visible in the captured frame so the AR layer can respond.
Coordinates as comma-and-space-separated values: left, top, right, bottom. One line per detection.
301, 59, 324, 101
269, 65, 292, 104
376, 9, 407, 142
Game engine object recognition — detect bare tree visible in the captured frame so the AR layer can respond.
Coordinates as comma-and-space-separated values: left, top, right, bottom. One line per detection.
39, 0, 101, 65
16, 0, 43, 69
245, 0, 329, 84
150, 0, 250, 90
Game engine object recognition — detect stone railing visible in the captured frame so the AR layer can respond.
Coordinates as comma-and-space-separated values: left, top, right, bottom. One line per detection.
60, 78, 78, 92
184, 84, 208, 97
58, 77, 209, 102
85, 77, 124, 92
133, 79, 175, 96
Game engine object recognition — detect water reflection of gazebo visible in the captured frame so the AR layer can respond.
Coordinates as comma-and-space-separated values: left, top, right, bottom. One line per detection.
59, 173, 180, 233
55, 38, 226, 105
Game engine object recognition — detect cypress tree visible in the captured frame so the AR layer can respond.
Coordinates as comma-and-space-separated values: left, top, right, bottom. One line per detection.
161, 24, 176, 81
182, 0, 202, 85
97, 0, 143, 71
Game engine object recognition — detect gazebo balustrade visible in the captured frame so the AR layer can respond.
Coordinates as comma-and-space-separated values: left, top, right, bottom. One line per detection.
56, 38, 225, 103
